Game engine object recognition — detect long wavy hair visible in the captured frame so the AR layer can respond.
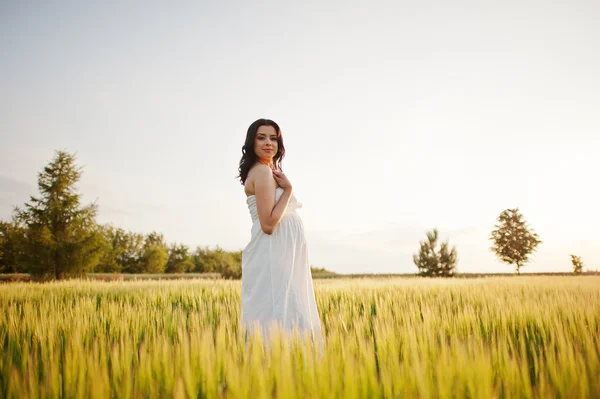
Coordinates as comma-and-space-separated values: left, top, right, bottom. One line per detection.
237, 118, 285, 185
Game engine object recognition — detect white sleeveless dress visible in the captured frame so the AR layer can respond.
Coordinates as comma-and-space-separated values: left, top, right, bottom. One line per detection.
241, 187, 323, 345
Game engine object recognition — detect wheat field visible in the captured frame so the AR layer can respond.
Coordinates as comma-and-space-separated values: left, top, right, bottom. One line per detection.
1, 276, 598, 398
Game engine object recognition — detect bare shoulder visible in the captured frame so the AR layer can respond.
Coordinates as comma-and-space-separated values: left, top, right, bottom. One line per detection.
246, 163, 274, 196
248, 163, 272, 181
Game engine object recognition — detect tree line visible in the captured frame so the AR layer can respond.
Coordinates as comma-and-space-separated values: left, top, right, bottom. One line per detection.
1, 218, 243, 279
0, 150, 590, 280
0, 151, 242, 280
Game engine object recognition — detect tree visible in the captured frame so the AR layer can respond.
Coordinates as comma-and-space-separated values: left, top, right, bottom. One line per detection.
222, 250, 242, 279
191, 246, 241, 278
144, 232, 167, 251
490, 208, 541, 275
166, 243, 193, 273
310, 266, 336, 276
119, 231, 144, 273
13, 150, 105, 279
0, 223, 5, 271
136, 232, 168, 273
142, 245, 168, 273
0, 221, 28, 273
192, 246, 221, 273
0, 222, 7, 271
570, 255, 584, 275
413, 229, 457, 277
95, 225, 119, 273
96, 225, 146, 273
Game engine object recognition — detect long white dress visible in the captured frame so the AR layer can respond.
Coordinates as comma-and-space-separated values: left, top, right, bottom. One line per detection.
241, 187, 323, 345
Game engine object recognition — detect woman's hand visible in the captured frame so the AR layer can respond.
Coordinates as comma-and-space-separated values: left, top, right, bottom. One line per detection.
272, 170, 292, 189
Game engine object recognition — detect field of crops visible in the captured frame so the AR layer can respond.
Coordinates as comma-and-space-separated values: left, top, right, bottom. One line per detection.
1, 276, 599, 398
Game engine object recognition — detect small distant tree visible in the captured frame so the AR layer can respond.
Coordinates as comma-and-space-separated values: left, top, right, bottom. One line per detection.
490, 208, 541, 275
413, 229, 457, 277
310, 266, 336, 276
570, 255, 584, 275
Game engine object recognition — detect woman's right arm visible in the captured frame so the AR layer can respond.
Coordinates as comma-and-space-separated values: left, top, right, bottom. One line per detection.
253, 164, 292, 235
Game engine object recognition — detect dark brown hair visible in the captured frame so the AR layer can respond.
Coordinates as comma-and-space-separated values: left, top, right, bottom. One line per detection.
237, 118, 286, 185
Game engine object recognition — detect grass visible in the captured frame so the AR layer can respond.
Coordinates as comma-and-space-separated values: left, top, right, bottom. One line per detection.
1, 276, 598, 398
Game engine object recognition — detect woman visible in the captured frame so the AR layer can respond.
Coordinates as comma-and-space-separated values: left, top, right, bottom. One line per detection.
237, 118, 323, 346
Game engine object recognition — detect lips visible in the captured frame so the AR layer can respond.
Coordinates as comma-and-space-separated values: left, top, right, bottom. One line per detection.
264, 149, 273, 152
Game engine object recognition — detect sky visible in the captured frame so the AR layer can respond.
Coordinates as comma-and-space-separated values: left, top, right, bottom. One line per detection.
1, 1, 599, 274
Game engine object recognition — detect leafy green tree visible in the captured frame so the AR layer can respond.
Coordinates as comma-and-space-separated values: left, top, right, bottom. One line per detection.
190, 246, 205, 272
118, 231, 144, 273
136, 232, 168, 273
142, 245, 168, 273
413, 229, 457, 277
0, 221, 8, 272
570, 255, 584, 275
96, 225, 145, 273
166, 243, 193, 273
222, 250, 242, 279
13, 151, 104, 279
490, 208, 541, 275
191, 246, 241, 278
0, 222, 5, 272
95, 225, 120, 272
145, 232, 167, 251
191, 246, 219, 273
2, 219, 33, 274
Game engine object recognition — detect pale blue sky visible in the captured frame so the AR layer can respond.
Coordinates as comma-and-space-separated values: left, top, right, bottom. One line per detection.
1, 1, 599, 274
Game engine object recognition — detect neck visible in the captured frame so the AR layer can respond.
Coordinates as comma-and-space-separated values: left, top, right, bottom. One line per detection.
258, 159, 274, 169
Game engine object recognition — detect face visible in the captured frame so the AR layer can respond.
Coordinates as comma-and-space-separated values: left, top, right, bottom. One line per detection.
254, 125, 278, 162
